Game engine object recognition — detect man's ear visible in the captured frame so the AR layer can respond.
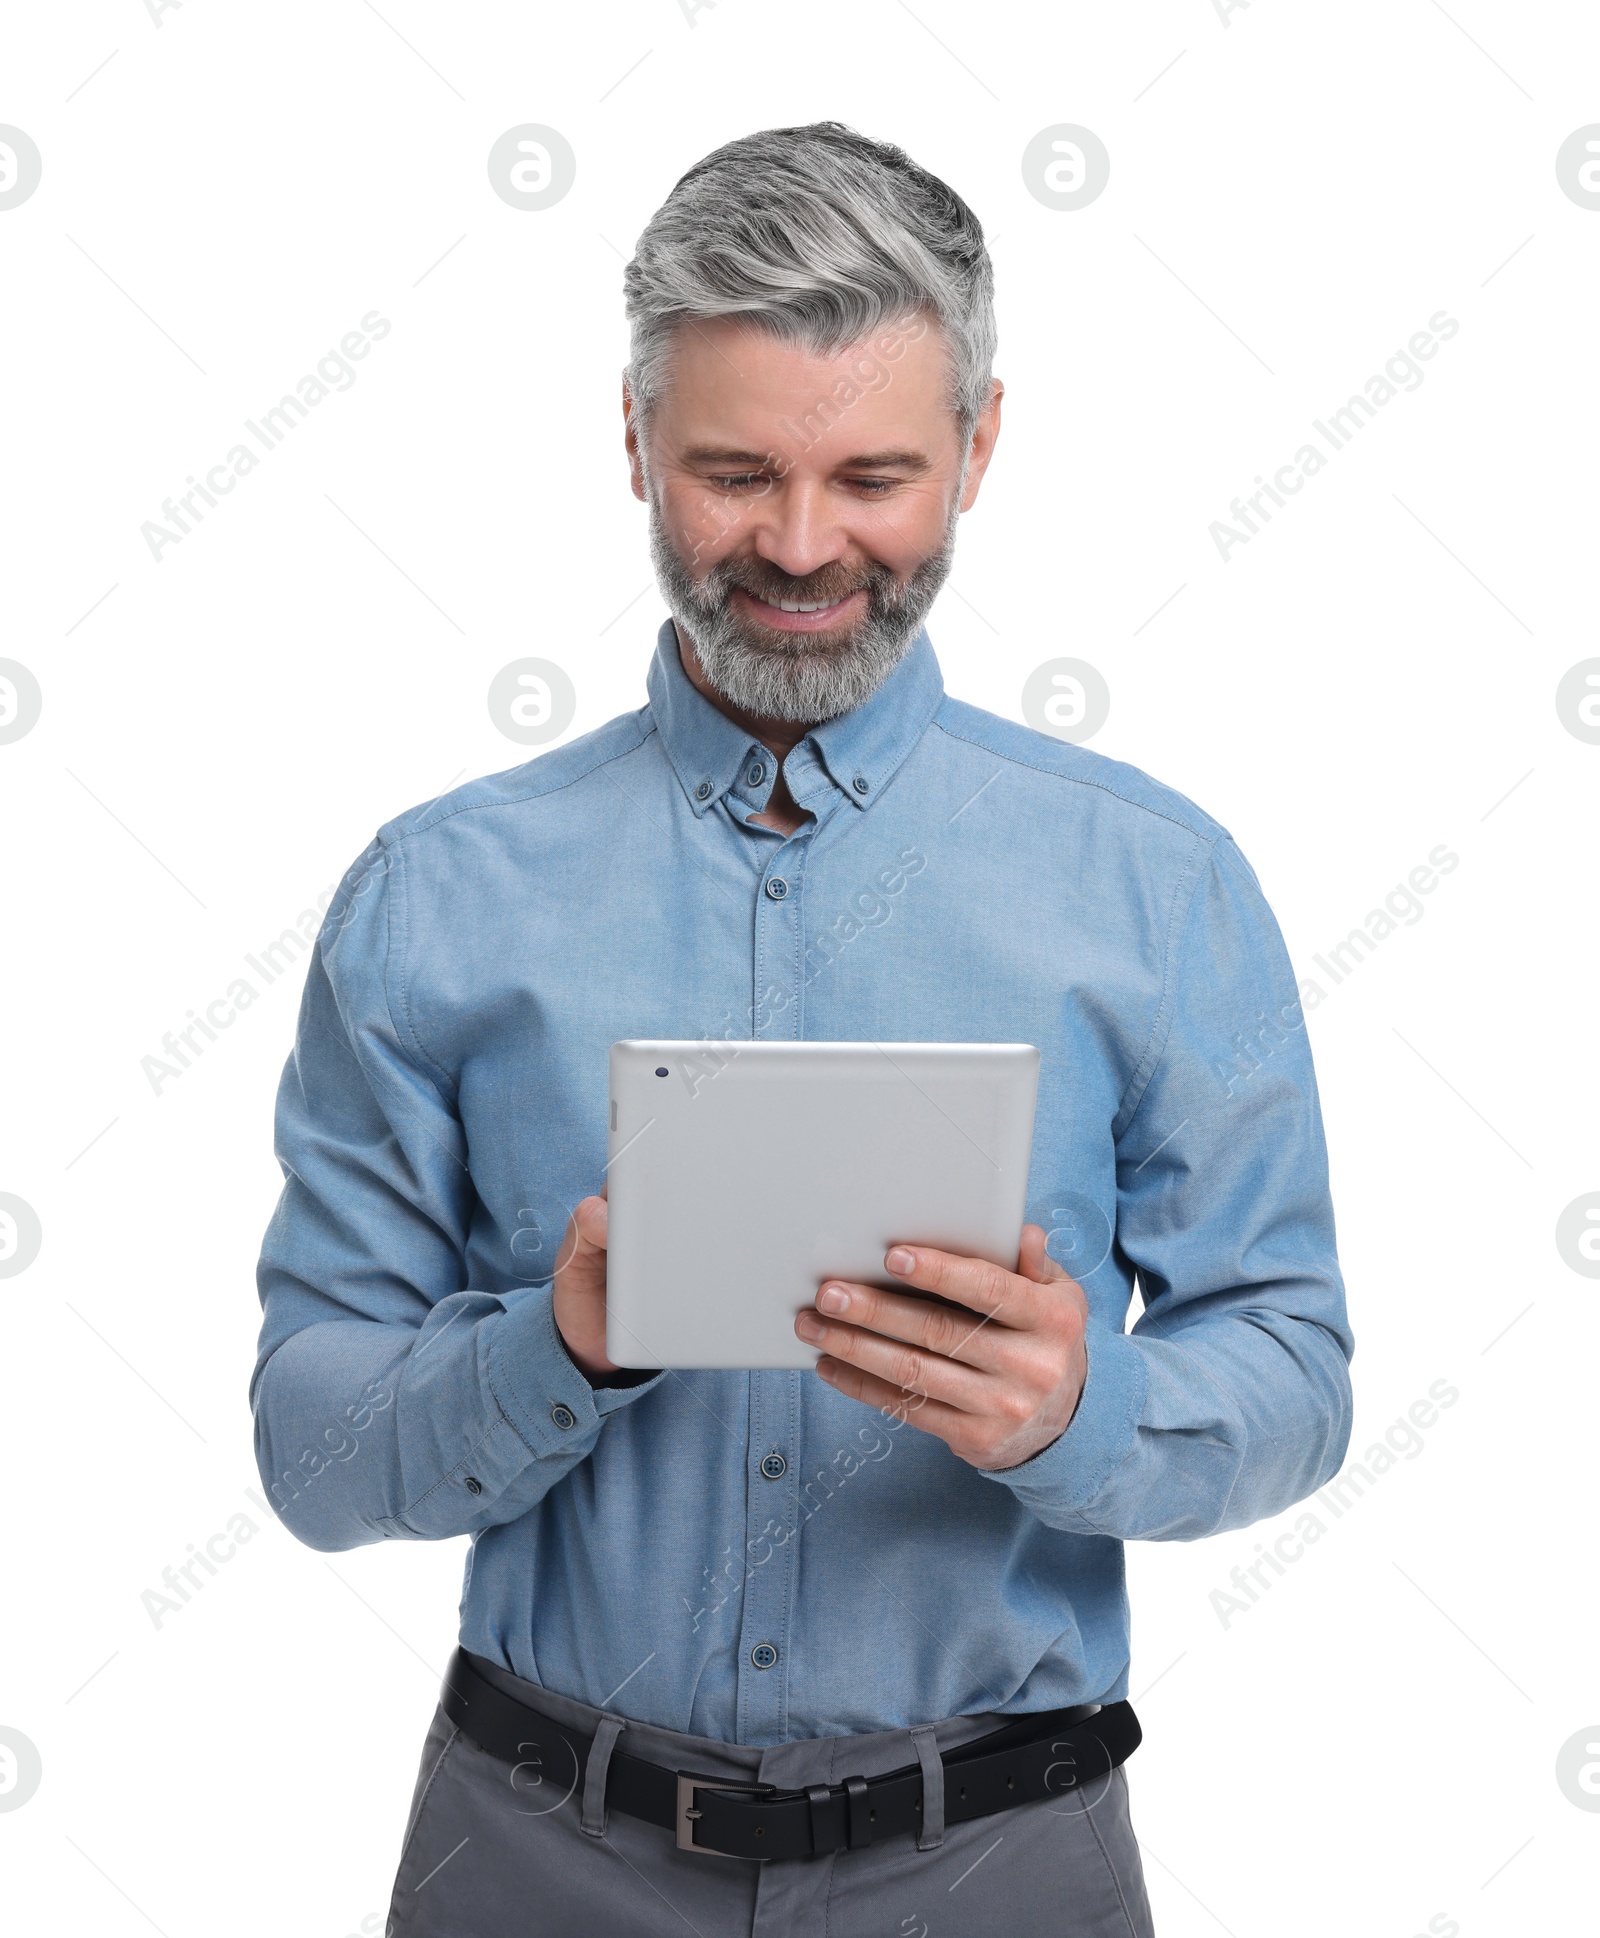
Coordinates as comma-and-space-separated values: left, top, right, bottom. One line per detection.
623, 376, 647, 502
959, 378, 1004, 513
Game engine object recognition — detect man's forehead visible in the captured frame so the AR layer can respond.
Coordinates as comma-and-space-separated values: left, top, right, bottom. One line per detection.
653, 315, 953, 453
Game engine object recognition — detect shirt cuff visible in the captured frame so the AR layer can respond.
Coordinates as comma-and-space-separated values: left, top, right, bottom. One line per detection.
977, 1324, 1147, 1521
487, 1285, 664, 1455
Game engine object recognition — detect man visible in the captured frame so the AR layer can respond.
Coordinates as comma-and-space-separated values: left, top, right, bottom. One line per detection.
251, 123, 1352, 1937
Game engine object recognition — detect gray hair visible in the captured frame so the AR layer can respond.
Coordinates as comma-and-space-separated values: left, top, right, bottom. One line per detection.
623, 122, 995, 443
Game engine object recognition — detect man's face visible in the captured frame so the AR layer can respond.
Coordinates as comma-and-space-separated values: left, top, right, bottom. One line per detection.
626, 316, 1001, 722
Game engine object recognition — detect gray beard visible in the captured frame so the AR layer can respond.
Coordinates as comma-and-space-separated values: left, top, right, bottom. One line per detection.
646, 497, 958, 723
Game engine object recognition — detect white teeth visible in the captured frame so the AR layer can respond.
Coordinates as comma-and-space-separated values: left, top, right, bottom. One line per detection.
775, 598, 839, 613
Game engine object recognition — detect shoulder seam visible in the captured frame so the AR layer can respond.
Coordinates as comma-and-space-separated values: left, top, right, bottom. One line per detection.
930, 711, 1224, 844
375, 714, 656, 850
385, 838, 458, 1097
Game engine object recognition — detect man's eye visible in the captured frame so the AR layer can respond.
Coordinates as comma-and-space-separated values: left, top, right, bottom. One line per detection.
709, 473, 767, 491
846, 478, 897, 496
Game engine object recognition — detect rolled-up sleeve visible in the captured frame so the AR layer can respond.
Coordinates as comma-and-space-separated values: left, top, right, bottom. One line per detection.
985, 832, 1353, 1538
249, 835, 659, 1553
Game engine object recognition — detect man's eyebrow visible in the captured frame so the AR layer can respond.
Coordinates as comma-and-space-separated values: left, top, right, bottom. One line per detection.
680, 446, 779, 467
678, 444, 933, 474
837, 449, 931, 473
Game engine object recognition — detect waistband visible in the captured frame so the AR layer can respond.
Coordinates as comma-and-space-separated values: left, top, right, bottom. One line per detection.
443, 1647, 1140, 1862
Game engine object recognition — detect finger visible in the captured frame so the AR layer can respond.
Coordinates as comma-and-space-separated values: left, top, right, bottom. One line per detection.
557, 1195, 607, 1275
812, 1356, 977, 1448
1017, 1223, 1074, 1286
813, 1278, 1018, 1369
573, 1194, 608, 1247
883, 1244, 1043, 1328
795, 1310, 993, 1411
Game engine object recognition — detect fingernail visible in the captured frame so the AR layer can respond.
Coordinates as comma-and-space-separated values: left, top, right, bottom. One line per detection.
795, 1312, 824, 1341
816, 1360, 837, 1382
886, 1247, 915, 1275
818, 1285, 851, 1316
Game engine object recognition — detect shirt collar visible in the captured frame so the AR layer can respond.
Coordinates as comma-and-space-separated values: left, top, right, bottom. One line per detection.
645, 618, 945, 818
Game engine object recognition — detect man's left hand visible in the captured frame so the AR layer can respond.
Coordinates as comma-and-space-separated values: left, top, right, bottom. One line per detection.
793, 1225, 1089, 1471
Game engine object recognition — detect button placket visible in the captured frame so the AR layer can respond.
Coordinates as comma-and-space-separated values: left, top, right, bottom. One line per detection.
737, 1365, 799, 1744
739, 801, 810, 1741
751, 830, 806, 1046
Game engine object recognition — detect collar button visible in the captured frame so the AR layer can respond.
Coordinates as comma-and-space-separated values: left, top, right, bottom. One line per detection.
853, 776, 870, 795
695, 780, 714, 801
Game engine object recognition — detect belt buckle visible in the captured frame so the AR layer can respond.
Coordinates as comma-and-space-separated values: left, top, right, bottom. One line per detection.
675, 1771, 776, 1859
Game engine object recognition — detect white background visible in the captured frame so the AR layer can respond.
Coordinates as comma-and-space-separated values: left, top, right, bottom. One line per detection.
2, 2, 1597, 1934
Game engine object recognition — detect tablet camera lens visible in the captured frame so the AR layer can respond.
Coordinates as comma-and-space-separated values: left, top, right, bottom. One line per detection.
655, 1066, 668, 1078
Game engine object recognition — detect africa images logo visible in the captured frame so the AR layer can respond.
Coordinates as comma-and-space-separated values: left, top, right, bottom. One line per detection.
1209, 312, 1460, 562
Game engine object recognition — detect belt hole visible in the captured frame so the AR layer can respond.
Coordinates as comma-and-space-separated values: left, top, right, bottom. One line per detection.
959, 1786, 968, 1799
869, 1810, 876, 1822
754, 1828, 764, 1838
1007, 1776, 1015, 1789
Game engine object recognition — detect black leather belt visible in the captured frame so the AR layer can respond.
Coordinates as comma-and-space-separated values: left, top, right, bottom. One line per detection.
443, 1647, 1140, 1862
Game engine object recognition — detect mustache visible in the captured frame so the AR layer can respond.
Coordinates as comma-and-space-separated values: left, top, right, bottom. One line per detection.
712, 565, 867, 600
701, 557, 901, 611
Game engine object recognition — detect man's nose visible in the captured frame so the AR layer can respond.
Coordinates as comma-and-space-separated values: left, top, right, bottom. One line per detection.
750, 477, 850, 581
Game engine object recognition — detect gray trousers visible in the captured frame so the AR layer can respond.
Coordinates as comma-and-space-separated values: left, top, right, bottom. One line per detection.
385, 1656, 1155, 1937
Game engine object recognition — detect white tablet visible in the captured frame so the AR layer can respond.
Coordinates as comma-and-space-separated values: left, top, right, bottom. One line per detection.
605, 1040, 1040, 1370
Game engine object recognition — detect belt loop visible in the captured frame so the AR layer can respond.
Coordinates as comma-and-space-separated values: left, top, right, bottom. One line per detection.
805, 1783, 836, 1856
580, 1715, 626, 1837
909, 1726, 944, 1850
844, 1774, 873, 1850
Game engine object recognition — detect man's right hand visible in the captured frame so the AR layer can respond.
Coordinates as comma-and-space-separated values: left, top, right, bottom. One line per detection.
552, 1192, 618, 1381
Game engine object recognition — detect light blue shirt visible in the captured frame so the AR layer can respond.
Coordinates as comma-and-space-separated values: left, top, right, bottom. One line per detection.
251, 621, 1352, 1745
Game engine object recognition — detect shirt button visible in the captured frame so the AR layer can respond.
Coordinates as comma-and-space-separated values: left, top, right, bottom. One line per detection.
550, 1404, 577, 1431
750, 1642, 779, 1670
464, 1476, 483, 1495
765, 876, 789, 901
696, 780, 713, 801
853, 776, 870, 794
759, 1451, 787, 1480
747, 762, 766, 787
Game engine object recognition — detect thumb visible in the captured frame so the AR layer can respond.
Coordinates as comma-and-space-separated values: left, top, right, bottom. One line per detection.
1017, 1223, 1069, 1285
573, 1193, 609, 1250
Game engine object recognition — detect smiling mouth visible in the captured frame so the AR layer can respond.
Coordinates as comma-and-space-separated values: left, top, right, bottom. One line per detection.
733, 587, 868, 633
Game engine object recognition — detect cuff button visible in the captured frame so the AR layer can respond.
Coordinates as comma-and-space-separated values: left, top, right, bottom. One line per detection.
550, 1403, 577, 1431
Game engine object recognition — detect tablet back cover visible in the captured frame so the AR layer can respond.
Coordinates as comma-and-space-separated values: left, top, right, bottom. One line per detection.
605, 1040, 1039, 1370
